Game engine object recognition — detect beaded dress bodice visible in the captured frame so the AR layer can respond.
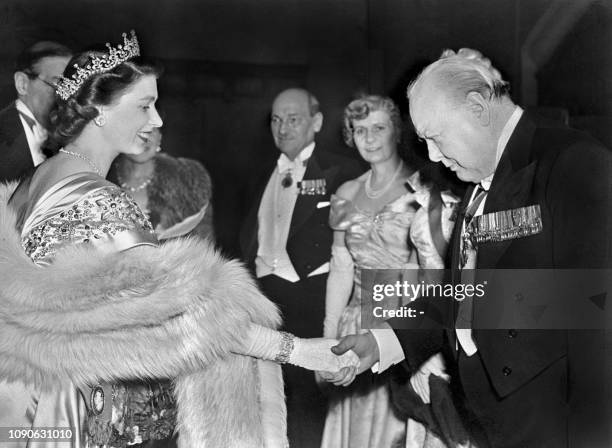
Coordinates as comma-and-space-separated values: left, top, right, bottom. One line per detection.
20, 173, 157, 265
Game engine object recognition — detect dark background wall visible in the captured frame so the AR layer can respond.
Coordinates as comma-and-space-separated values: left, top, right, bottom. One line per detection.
1, 0, 610, 255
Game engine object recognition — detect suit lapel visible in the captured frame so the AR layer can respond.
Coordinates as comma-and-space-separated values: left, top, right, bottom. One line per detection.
0, 105, 34, 180
447, 114, 538, 351
477, 114, 538, 269
446, 185, 475, 355
288, 152, 338, 240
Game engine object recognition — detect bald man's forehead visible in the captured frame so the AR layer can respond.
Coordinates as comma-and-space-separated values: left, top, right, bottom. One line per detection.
410, 87, 449, 137
273, 92, 310, 114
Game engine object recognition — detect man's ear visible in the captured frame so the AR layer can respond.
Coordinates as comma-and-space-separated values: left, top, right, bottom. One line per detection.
313, 112, 323, 133
14, 71, 29, 96
466, 91, 491, 126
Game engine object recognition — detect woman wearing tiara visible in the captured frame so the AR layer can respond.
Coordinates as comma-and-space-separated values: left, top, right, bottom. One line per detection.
0, 31, 358, 448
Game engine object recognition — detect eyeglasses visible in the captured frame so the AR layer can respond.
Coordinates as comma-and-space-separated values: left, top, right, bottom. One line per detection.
23, 71, 58, 90
352, 123, 390, 139
270, 115, 305, 130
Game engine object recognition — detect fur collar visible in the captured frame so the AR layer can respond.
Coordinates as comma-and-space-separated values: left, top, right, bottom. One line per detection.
147, 153, 211, 230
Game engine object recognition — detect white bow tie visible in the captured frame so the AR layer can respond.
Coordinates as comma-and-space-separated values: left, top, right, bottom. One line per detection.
32, 123, 48, 145
19, 111, 47, 145
277, 154, 307, 173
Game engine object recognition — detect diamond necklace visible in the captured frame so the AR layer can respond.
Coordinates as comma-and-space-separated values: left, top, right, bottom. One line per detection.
59, 148, 103, 177
118, 174, 153, 193
116, 160, 155, 192
364, 160, 404, 199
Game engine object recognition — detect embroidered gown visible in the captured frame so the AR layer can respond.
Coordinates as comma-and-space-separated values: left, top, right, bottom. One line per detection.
0, 173, 157, 448
0, 172, 291, 448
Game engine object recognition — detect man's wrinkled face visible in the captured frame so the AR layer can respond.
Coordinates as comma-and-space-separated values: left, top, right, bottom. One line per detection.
270, 90, 321, 160
410, 80, 496, 183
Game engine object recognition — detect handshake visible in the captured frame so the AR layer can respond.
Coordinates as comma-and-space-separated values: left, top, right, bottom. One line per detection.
291, 332, 381, 387
299, 332, 447, 404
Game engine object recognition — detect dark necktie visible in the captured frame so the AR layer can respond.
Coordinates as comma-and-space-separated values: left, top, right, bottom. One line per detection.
456, 185, 488, 351
460, 185, 488, 269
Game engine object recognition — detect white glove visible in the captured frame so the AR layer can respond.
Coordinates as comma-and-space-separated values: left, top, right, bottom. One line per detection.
323, 245, 354, 338
238, 325, 359, 373
410, 353, 449, 404
290, 337, 359, 373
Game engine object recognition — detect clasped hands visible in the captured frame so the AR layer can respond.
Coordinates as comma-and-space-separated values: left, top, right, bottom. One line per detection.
312, 331, 380, 387
317, 332, 448, 403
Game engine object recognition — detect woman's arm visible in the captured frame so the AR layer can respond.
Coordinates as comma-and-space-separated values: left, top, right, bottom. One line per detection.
236, 324, 359, 372
323, 231, 355, 338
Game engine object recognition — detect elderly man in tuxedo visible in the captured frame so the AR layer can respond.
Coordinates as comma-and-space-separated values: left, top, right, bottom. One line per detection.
332, 49, 611, 448
0, 41, 71, 182
241, 87, 362, 447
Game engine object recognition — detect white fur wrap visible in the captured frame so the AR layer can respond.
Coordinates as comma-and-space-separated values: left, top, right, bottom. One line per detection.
0, 182, 287, 447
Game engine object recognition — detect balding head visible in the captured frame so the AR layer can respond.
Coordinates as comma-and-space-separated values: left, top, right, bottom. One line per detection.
272, 88, 320, 116
407, 49, 516, 183
270, 88, 323, 159
407, 48, 510, 108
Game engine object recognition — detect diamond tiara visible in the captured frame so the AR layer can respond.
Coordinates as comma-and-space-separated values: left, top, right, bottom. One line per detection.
55, 30, 140, 101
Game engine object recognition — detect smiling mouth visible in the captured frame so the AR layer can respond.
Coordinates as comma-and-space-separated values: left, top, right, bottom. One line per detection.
137, 131, 151, 142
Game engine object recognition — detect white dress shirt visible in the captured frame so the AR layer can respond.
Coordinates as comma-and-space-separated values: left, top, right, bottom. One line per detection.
255, 143, 316, 282
15, 99, 47, 167
372, 106, 524, 371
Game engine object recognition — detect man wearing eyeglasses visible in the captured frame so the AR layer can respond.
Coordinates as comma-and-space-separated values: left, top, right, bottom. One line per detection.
241, 87, 362, 447
0, 41, 71, 182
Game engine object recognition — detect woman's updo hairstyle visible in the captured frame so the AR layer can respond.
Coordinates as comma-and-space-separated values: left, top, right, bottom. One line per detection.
46, 50, 161, 153
342, 95, 402, 148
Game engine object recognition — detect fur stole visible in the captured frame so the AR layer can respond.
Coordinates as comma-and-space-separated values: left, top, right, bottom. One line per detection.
0, 182, 286, 447
147, 153, 212, 232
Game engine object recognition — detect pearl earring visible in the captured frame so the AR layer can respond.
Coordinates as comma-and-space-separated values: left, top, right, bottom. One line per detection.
94, 115, 106, 127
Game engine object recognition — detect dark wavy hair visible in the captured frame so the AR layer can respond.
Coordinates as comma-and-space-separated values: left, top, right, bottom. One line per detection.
342, 95, 402, 148
45, 50, 161, 153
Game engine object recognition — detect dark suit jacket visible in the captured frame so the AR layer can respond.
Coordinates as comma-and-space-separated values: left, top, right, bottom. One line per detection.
0, 103, 34, 183
394, 112, 611, 445
240, 148, 362, 280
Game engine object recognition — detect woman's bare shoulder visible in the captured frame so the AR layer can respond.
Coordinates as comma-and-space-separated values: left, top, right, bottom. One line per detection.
335, 172, 368, 200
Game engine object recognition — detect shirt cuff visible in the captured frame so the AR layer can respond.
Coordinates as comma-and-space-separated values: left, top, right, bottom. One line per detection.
369, 327, 405, 373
